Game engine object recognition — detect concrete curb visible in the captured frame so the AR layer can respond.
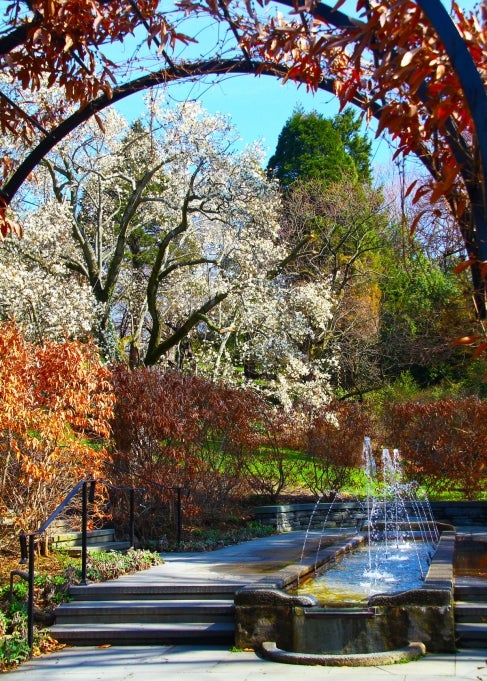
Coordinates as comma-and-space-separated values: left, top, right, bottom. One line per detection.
260, 640, 427, 666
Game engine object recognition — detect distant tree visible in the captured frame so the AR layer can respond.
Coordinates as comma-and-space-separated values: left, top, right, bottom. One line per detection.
331, 108, 372, 184
378, 248, 471, 385
0, 96, 339, 410
267, 109, 360, 189
277, 176, 387, 394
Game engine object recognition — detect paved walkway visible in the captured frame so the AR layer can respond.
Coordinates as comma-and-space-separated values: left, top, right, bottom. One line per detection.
4, 529, 487, 680
5, 643, 487, 681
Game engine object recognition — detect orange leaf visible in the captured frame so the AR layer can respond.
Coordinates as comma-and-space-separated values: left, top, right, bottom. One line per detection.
404, 179, 418, 199
472, 341, 487, 359
453, 259, 475, 274
453, 335, 479, 346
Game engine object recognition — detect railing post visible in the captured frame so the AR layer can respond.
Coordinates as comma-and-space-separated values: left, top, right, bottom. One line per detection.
27, 533, 35, 652
129, 488, 135, 548
81, 481, 88, 586
19, 532, 28, 564
88, 479, 96, 503
176, 486, 182, 548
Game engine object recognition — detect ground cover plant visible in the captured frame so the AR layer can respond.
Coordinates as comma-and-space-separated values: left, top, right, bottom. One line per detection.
0, 549, 163, 671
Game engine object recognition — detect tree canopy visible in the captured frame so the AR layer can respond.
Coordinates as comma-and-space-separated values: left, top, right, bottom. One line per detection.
0, 1, 485, 322
267, 108, 365, 189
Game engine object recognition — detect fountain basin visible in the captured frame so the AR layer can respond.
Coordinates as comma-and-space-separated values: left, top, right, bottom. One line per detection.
260, 640, 426, 666
234, 529, 455, 660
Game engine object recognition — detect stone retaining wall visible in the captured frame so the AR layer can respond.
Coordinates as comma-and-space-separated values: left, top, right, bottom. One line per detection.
253, 501, 487, 532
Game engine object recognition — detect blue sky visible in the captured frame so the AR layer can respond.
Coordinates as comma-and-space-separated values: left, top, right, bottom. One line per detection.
114, 1, 482, 172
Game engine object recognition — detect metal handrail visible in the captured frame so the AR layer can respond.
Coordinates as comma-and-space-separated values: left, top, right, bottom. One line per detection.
19, 477, 144, 653
101, 459, 190, 545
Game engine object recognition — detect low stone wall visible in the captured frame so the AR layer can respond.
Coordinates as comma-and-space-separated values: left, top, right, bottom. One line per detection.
429, 501, 487, 526
254, 501, 487, 532
253, 502, 365, 533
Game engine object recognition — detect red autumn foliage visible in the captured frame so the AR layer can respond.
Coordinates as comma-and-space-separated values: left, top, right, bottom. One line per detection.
242, 409, 303, 503
0, 1, 193, 140
382, 398, 487, 499
0, 322, 114, 546
301, 401, 372, 499
110, 365, 265, 540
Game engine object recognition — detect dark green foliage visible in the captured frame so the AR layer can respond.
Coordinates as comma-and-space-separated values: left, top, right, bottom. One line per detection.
331, 108, 372, 183
267, 108, 371, 189
267, 109, 356, 188
378, 250, 471, 385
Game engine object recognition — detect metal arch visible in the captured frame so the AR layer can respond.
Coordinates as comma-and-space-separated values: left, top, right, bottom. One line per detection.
414, 0, 487, 261
1, 60, 364, 204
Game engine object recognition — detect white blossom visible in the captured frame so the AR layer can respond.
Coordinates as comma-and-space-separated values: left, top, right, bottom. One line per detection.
1, 93, 340, 408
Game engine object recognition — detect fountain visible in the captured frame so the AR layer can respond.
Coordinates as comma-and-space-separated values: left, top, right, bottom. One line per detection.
296, 438, 440, 603
235, 438, 456, 665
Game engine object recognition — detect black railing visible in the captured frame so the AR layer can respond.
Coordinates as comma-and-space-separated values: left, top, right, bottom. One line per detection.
16, 478, 146, 652
102, 458, 189, 547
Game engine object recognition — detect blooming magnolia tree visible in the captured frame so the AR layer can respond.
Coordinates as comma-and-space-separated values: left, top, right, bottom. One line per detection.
0, 200, 99, 342
199, 277, 338, 410
2, 96, 340, 409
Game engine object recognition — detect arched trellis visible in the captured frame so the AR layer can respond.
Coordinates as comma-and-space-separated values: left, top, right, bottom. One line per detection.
1, 0, 486, 313
0, 59, 370, 203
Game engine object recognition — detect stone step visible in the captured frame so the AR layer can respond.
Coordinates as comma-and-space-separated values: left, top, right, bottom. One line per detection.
49, 621, 235, 646
51, 581, 238, 646
68, 583, 239, 601
455, 622, 487, 648
455, 602, 487, 623
65, 541, 132, 557
455, 585, 487, 601
51, 528, 117, 548
54, 599, 234, 625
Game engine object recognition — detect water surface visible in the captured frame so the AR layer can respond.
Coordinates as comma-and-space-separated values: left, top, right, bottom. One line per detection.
297, 541, 434, 605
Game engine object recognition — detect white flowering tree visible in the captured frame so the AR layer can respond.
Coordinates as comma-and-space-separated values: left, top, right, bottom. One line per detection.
0, 200, 99, 342
2, 96, 340, 409
196, 277, 338, 411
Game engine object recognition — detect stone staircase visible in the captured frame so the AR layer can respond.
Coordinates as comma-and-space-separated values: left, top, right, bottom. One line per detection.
50, 583, 237, 645
455, 580, 487, 648
50, 526, 131, 556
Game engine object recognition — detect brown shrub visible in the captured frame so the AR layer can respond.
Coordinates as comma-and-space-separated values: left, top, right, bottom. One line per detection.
381, 398, 487, 498
302, 401, 372, 499
110, 365, 264, 540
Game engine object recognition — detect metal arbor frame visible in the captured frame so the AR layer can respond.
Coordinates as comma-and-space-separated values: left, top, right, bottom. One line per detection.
0, 1, 486, 303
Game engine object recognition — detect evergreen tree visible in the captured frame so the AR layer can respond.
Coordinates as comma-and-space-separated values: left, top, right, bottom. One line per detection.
267, 108, 371, 189
331, 108, 372, 184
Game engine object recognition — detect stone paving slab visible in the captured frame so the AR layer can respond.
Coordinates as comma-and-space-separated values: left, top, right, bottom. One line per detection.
90, 530, 356, 588
3, 645, 487, 681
